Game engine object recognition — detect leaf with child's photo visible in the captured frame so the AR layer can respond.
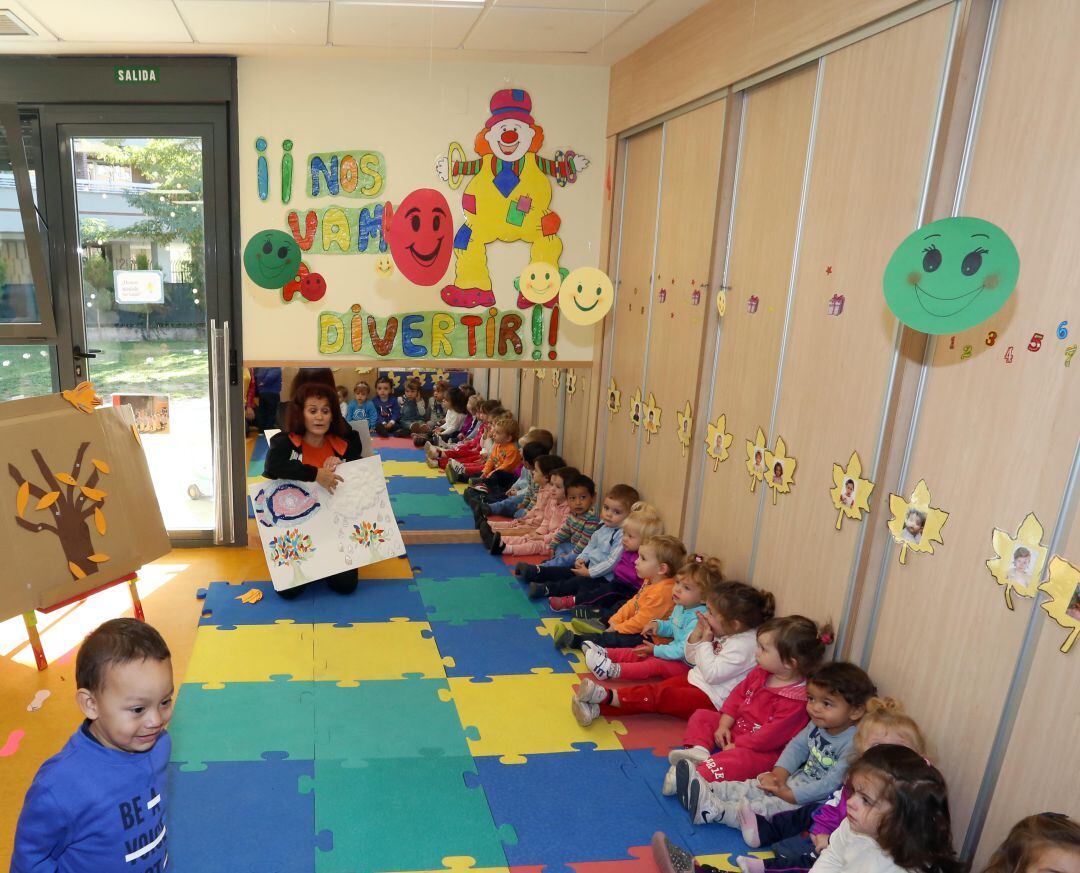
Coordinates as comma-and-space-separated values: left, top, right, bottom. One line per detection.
830, 451, 874, 530
986, 513, 1047, 610
745, 427, 768, 493
705, 414, 733, 471
642, 393, 662, 444
886, 479, 948, 565
675, 401, 693, 456
1039, 556, 1080, 654
764, 437, 797, 505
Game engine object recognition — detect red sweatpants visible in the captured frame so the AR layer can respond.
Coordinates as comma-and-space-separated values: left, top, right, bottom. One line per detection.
684, 708, 781, 783
599, 672, 712, 720
608, 648, 690, 681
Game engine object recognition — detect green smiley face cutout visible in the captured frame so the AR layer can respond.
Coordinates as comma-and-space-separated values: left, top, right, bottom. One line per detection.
883, 217, 1020, 335
244, 229, 302, 289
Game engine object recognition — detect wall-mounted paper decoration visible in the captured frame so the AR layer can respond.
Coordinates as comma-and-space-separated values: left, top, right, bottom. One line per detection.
830, 452, 874, 530
1027, 333, 1043, 352
308, 149, 386, 198
883, 217, 1020, 335
551, 368, 561, 394
255, 136, 269, 201
249, 456, 404, 592
704, 415, 733, 470
642, 393, 661, 444
675, 401, 692, 457
281, 139, 294, 204
764, 437, 796, 505
827, 294, 845, 316
282, 262, 326, 304
745, 428, 768, 492
1066, 345, 1077, 367
1040, 557, 1080, 653
716, 290, 727, 317
534, 368, 546, 380
375, 255, 394, 278
886, 479, 948, 565
517, 261, 562, 307
286, 206, 387, 255
566, 370, 578, 397
607, 379, 621, 418
986, 513, 1048, 610
747, 295, 759, 314
559, 267, 614, 326
434, 88, 589, 309
386, 188, 454, 286
244, 229, 302, 289
629, 388, 642, 434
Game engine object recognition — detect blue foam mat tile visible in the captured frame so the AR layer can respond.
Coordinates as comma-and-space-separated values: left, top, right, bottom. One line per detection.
385, 475, 461, 496
376, 447, 426, 462
251, 437, 270, 462
430, 618, 577, 677
169, 758, 315, 873
406, 543, 515, 579
198, 579, 428, 628
395, 513, 475, 531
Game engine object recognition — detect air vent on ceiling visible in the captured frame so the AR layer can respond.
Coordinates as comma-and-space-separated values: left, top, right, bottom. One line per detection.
0, 9, 36, 36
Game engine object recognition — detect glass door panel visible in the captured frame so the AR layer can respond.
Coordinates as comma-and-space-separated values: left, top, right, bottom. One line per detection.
69, 135, 213, 532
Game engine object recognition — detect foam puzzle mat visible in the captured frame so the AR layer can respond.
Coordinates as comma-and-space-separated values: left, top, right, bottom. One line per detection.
170, 441, 751, 871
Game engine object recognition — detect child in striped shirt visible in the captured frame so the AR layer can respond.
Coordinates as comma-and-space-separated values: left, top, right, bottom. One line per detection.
539, 474, 602, 566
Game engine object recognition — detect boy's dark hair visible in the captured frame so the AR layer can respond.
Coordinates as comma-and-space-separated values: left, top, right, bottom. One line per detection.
480, 399, 503, 414
808, 661, 877, 708
567, 474, 596, 497
708, 580, 775, 629
756, 615, 833, 676
447, 387, 468, 414
459, 384, 477, 398
535, 454, 565, 477
405, 378, 423, 393
76, 618, 171, 693
522, 442, 548, 466
287, 383, 348, 436
375, 376, 393, 388
523, 428, 555, 452
551, 466, 580, 486
606, 483, 640, 510
847, 745, 965, 873
984, 812, 1080, 873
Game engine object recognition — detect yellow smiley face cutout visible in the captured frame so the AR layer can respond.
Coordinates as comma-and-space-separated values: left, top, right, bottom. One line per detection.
374, 255, 394, 277
518, 262, 561, 305
559, 267, 614, 326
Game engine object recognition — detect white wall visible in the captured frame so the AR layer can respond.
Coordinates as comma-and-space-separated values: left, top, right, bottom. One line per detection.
238, 57, 609, 365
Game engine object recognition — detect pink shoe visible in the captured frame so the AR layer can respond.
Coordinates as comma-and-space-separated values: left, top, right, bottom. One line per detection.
440, 285, 496, 308
548, 595, 576, 612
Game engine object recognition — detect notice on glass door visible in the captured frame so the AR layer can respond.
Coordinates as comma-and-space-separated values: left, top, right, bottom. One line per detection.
113, 270, 165, 305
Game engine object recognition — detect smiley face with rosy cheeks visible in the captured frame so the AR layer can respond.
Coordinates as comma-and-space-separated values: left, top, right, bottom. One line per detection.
883, 216, 1020, 335
243, 229, 301, 289
388, 189, 454, 286
559, 267, 615, 326
518, 262, 562, 306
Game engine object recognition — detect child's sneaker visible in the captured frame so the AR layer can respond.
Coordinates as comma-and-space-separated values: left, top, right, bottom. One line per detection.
661, 765, 678, 796
571, 697, 599, 727
527, 581, 549, 599
736, 800, 760, 847
548, 595, 575, 612
736, 858, 765, 873
489, 533, 505, 555
574, 676, 609, 704
688, 779, 738, 827
584, 644, 620, 680
667, 745, 710, 768
550, 623, 575, 649
651, 832, 696, 873
570, 616, 605, 634
571, 605, 604, 621
514, 562, 538, 580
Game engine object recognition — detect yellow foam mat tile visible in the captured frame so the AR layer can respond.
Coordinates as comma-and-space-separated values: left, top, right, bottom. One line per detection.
383, 460, 445, 479
184, 621, 314, 688
314, 620, 453, 684
358, 556, 414, 579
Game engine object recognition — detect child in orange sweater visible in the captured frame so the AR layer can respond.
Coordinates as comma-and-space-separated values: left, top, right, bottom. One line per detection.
489, 466, 577, 556
552, 534, 687, 651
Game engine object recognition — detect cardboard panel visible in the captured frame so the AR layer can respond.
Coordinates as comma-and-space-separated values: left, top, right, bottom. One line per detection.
1, 395, 170, 619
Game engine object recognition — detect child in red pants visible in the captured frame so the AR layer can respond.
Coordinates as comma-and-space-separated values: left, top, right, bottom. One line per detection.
572, 579, 772, 731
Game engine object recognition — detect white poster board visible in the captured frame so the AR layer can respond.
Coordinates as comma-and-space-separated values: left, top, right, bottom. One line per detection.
113, 270, 165, 304
248, 456, 405, 591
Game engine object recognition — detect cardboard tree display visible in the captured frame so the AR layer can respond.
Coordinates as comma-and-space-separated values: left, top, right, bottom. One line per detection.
1, 393, 170, 620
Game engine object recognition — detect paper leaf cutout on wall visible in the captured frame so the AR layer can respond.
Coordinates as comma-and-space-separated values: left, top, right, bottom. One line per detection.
764, 437, 797, 505
61, 381, 102, 414
705, 415, 733, 471
607, 378, 621, 418
1039, 556, 1080, 653
830, 451, 875, 530
566, 370, 578, 397
745, 428, 768, 493
886, 479, 949, 565
629, 387, 643, 434
642, 393, 662, 444
985, 513, 1048, 610
551, 368, 562, 394
675, 401, 693, 457
534, 368, 546, 380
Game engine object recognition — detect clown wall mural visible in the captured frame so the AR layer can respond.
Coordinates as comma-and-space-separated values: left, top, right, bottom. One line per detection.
435, 88, 589, 309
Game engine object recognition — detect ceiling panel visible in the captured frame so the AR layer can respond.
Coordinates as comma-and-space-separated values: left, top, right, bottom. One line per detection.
465, 6, 631, 53
333, 3, 481, 49
0, 2, 57, 41
493, 0, 647, 11
178, 0, 329, 45
21, 0, 192, 42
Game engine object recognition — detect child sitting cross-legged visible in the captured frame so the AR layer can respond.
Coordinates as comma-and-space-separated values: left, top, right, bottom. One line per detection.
685, 660, 877, 829
449, 412, 522, 486
671, 616, 833, 824
467, 429, 555, 516
582, 554, 715, 683
572, 575, 767, 734
527, 474, 602, 566
733, 696, 927, 873
481, 453, 564, 535
551, 533, 687, 652
488, 465, 577, 557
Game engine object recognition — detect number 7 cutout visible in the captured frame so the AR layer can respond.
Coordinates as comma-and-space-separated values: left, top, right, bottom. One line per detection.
887, 479, 948, 565
830, 451, 874, 530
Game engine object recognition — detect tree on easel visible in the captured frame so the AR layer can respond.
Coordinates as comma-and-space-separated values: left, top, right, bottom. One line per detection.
9, 442, 111, 580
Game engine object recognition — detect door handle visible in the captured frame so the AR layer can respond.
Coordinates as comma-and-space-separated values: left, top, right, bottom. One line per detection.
72, 346, 101, 360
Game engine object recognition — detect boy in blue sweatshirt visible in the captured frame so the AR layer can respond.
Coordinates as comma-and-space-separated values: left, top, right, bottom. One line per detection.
372, 376, 403, 437
13, 618, 174, 873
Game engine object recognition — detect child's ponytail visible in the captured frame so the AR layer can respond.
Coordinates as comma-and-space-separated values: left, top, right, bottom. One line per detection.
677, 555, 724, 592
708, 581, 775, 630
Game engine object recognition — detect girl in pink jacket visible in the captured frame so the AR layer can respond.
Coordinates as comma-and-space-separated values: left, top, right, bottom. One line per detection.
488, 467, 575, 556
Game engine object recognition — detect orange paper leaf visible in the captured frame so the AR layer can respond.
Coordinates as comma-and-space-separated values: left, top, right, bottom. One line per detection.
55, 473, 78, 486
68, 561, 86, 579
87, 554, 110, 563
92, 459, 111, 474
94, 508, 107, 535
16, 482, 29, 518
80, 486, 107, 502
35, 492, 61, 510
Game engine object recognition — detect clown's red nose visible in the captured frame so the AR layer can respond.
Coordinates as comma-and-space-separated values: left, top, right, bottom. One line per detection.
500, 130, 519, 144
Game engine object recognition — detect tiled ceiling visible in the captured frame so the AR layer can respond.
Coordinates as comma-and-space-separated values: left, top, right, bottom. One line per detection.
0, 0, 712, 63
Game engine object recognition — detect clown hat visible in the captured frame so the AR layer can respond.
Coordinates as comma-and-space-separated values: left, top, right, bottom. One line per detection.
487, 89, 534, 127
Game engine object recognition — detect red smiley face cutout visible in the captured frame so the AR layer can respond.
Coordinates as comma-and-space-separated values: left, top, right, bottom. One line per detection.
388, 188, 453, 286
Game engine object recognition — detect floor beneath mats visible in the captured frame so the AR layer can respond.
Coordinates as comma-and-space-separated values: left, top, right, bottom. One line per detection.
1, 437, 754, 872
